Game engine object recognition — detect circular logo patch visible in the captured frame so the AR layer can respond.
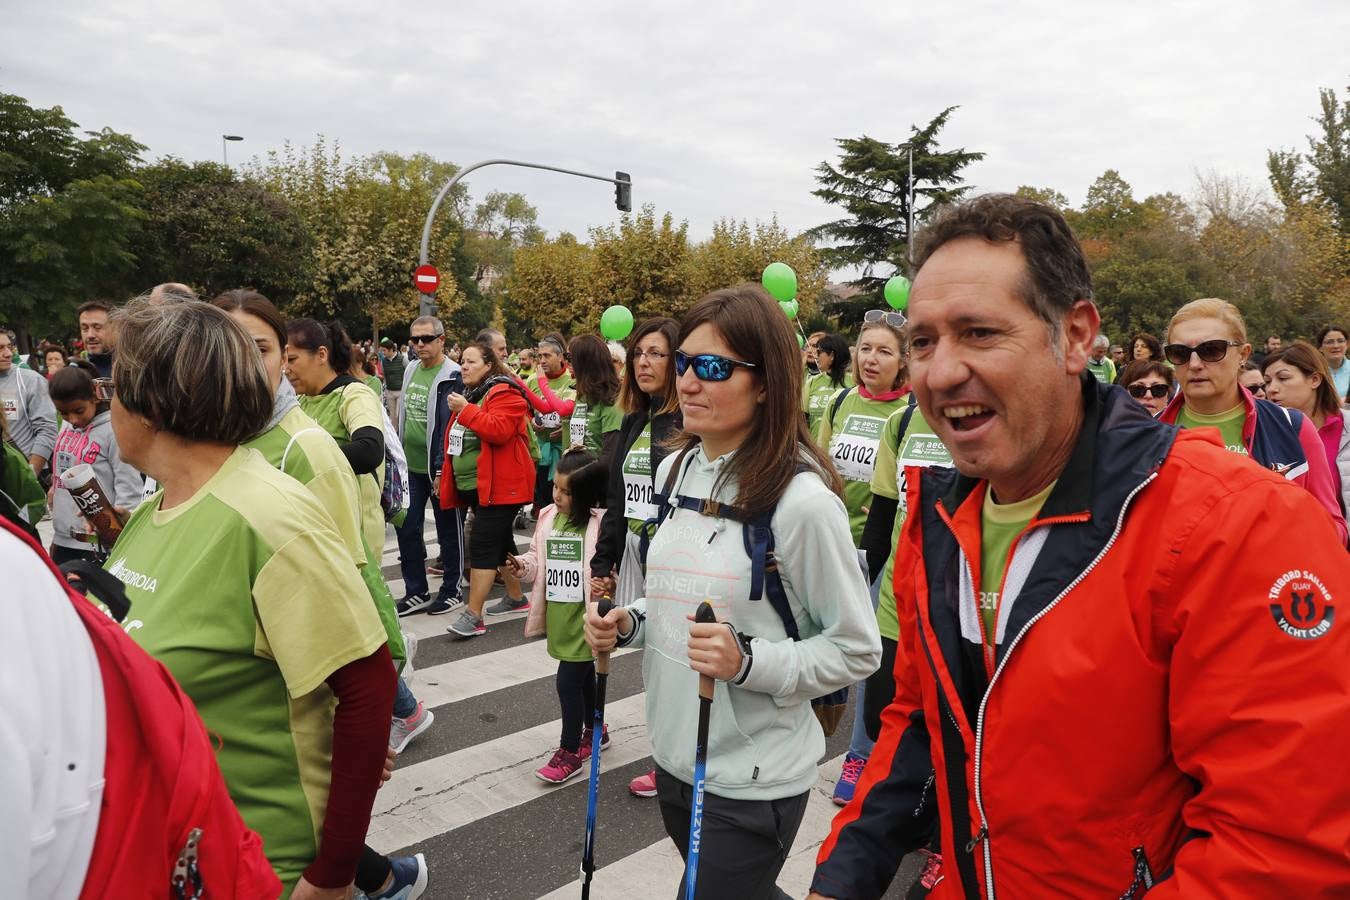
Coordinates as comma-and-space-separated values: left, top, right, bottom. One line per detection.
1268, 569, 1336, 640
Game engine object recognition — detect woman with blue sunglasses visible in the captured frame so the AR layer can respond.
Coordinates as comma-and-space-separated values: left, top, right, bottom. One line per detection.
583, 284, 880, 899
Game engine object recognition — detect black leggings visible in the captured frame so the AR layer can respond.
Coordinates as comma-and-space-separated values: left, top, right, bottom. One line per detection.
534, 463, 554, 513
356, 845, 391, 893
556, 660, 596, 753
863, 635, 899, 743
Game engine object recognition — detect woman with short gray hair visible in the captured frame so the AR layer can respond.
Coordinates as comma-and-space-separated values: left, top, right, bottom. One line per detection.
106, 300, 399, 897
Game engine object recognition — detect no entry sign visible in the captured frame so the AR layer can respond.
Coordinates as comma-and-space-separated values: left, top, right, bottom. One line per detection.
414, 264, 440, 293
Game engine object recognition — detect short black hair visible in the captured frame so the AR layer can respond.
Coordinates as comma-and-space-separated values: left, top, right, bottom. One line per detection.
48, 365, 97, 405
816, 333, 852, 388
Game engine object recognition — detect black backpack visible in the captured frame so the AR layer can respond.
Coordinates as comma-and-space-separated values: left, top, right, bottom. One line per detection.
640, 444, 850, 735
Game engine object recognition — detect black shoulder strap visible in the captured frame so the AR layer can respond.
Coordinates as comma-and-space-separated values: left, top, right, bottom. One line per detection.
896, 392, 919, 444
639, 443, 699, 564
60, 559, 130, 623
828, 386, 854, 428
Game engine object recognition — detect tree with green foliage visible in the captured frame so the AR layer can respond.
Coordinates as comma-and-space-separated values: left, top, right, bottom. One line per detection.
589, 205, 690, 321
681, 217, 826, 322
0, 93, 145, 341
812, 106, 984, 297
1268, 84, 1350, 235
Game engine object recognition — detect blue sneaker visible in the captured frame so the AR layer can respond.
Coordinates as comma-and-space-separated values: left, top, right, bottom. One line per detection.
832, 751, 867, 806
368, 852, 428, 899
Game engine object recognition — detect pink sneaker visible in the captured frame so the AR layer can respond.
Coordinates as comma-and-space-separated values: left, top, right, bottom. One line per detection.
917, 848, 945, 893
535, 748, 584, 784
628, 769, 658, 798
578, 724, 611, 760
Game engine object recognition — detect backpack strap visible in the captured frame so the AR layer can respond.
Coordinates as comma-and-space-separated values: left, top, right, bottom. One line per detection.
60, 558, 131, 622
828, 386, 854, 429
639, 443, 699, 564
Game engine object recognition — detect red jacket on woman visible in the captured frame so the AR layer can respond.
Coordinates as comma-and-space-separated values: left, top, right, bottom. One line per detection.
439, 380, 535, 509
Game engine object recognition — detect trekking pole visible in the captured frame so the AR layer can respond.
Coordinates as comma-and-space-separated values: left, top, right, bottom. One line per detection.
685, 601, 717, 900
581, 596, 615, 900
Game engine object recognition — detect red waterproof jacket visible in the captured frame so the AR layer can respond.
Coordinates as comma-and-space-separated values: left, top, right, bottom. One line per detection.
814, 377, 1350, 899
439, 378, 536, 509
0, 516, 280, 899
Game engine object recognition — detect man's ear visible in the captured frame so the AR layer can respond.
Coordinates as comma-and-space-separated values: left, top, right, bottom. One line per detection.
1061, 301, 1102, 375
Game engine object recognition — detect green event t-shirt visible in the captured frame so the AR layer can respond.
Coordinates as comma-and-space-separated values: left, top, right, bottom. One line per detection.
449, 415, 482, 491
1176, 403, 1249, 456
1086, 357, 1116, 384
529, 369, 576, 447
870, 402, 952, 641
623, 422, 656, 534
818, 388, 910, 543
544, 514, 590, 662
979, 480, 1056, 653
298, 382, 387, 554
401, 364, 439, 474
803, 373, 847, 437
106, 448, 386, 896
568, 398, 623, 456
1, 439, 47, 527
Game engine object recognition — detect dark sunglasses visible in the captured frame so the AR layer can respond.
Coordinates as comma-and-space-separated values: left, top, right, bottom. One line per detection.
92, 378, 115, 401
674, 350, 757, 382
408, 334, 443, 345
1244, 382, 1267, 395
1163, 339, 1239, 366
1126, 383, 1169, 400
864, 309, 907, 328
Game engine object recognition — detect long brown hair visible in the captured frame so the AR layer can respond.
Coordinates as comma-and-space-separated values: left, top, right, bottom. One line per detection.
569, 333, 620, 406
622, 316, 680, 415
1262, 340, 1341, 420
675, 284, 842, 519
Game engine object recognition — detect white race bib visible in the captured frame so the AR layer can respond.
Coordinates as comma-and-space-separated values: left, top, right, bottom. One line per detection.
896, 432, 952, 513
535, 411, 562, 430
830, 414, 885, 483
545, 533, 585, 603
1, 395, 16, 420
623, 447, 656, 521
448, 421, 466, 456
569, 403, 588, 448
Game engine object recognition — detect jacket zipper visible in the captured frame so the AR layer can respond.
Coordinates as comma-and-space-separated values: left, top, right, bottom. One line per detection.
970, 472, 1158, 900
171, 827, 204, 900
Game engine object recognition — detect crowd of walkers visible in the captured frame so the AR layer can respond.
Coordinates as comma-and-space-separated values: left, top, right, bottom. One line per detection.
5, 191, 1350, 899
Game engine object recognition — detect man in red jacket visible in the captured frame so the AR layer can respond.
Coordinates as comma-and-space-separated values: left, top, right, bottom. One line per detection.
811, 194, 1350, 898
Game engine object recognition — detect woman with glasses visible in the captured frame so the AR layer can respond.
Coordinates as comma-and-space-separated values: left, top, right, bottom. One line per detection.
1157, 298, 1346, 543
1262, 341, 1350, 517
103, 301, 397, 898
1120, 359, 1175, 416
1317, 326, 1350, 401
584, 285, 880, 898
802, 332, 852, 435
587, 316, 680, 799
286, 319, 389, 557
1239, 361, 1267, 400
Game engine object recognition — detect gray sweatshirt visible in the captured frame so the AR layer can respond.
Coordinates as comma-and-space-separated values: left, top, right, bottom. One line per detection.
50, 411, 144, 550
0, 366, 57, 462
622, 446, 881, 801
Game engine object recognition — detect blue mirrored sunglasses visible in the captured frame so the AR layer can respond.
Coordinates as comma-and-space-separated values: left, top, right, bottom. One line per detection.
674, 350, 758, 382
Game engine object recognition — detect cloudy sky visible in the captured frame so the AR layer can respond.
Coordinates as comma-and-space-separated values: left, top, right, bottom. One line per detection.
3, 0, 1346, 265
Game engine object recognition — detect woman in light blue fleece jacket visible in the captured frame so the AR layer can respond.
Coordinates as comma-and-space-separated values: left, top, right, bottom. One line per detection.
586, 285, 881, 899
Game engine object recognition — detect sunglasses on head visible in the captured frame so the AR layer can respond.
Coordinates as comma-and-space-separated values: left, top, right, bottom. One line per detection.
408, 334, 442, 345
1163, 339, 1239, 366
864, 309, 907, 329
674, 350, 757, 382
93, 378, 115, 402
1126, 383, 1169, 400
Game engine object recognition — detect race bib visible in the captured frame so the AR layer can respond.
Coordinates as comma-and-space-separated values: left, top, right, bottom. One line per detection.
448, 421, 465, 456
569, 403, 588, 448
535, 411, 562, 430
623, 446, 656, 521
897, 432, 952, 512
1, 394, 16, 420
545, 533, 585, 603
830, 414, 885, 483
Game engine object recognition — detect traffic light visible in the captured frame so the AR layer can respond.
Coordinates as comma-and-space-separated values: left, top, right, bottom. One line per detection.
614, 171, 632, 213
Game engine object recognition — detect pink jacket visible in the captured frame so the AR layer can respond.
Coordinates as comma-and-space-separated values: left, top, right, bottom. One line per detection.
520, 505, 604, 639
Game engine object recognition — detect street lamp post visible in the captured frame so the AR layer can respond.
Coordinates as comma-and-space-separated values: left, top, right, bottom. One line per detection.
222, 134, 244, 167
417, 159, 631, 316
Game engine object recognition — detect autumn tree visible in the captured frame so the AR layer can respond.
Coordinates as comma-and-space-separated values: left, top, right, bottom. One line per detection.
680, 217, 826, 319
504, 232, 599, 336
589, 205, 690, 320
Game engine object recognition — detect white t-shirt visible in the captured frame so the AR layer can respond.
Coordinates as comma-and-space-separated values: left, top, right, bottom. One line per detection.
0, 529, 106, 898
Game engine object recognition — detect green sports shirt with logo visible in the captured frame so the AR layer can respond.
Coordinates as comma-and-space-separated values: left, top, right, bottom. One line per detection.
106, 448, 386, 895
298, 382, 387, 554
818, 389, 910, 543
568, 398, 622, 456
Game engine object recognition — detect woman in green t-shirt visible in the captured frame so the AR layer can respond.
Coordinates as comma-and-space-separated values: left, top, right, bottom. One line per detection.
538, 334, 624, 464
104, 299, 397, 898
803, 332, 852, 436
285, 318, 388, 555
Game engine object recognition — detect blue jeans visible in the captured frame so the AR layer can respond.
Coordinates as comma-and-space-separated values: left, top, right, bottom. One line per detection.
393, 676, 417, 719
396, 470, 462, 598
847, 569, 884, 760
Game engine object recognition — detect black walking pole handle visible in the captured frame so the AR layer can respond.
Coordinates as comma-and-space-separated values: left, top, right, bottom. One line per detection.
595, 596, 615, 676
694, 601, 717, 701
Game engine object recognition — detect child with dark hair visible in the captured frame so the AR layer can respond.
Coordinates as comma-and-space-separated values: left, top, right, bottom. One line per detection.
47, 366, 142, 563
508, 448, 610, 783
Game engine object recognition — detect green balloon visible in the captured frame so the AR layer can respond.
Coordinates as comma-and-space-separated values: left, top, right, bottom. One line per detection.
599, 305, 635, 341
884, 275, 910, 310
779, 300, 798, 320
762, 262, 798, 302
797, 333, 805, 348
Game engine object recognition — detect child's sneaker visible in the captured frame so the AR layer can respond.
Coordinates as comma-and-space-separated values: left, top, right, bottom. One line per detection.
832, 751, 867, 806
628, 769, 658, 798
367, 851, 428, 899
389, 702, 435, 754
535, 747, 584, 784
578, 724, 611, 760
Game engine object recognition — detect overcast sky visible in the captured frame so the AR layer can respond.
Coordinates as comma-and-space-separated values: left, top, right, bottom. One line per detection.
3, 0, 1346, 270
